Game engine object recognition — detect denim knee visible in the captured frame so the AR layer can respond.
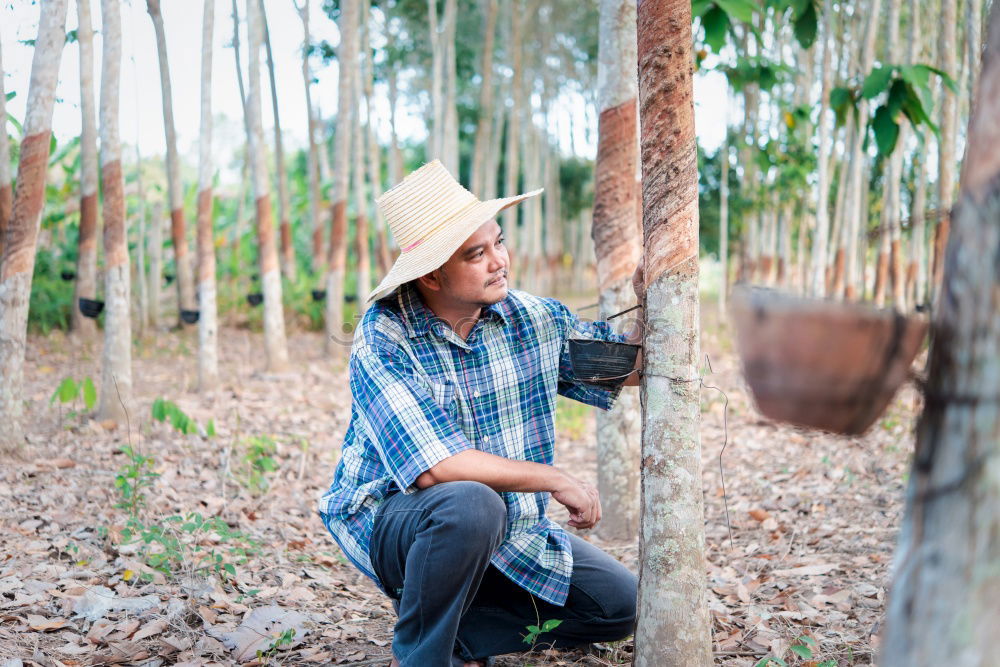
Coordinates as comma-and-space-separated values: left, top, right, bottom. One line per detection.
434, 481, 507, 547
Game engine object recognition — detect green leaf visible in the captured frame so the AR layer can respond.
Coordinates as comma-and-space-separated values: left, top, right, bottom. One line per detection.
798, 635, 817, 646
701, 5, 730, 53
910, 62, 958, 92
82, 377, 97, 411
862, 65, 894, 99
899, 64, 931, 91
872, 105, 900, 156
223, 563, 237, 576
886, 78, 910, 116
52, 378, 79, 405
206, 419, 216, 438
4, 92, 13, 102
541, 619, 563, 632
692, 0, 714, 17
716, 0, 756, 24
151, 398, 167, 422
790, 645, 814, 659
792, 0, 817, 48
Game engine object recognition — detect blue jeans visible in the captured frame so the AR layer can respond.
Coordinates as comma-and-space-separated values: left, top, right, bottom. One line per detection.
370, 481, 638, 666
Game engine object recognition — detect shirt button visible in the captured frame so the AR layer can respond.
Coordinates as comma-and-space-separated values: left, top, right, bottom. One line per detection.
473, 390, 481, 398
482, 435, 490, 443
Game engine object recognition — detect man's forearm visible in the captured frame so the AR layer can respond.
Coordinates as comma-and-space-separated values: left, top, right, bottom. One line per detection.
415, 449, 568, 492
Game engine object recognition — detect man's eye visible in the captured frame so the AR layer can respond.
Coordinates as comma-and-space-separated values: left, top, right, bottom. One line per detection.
496, 237, 505, 245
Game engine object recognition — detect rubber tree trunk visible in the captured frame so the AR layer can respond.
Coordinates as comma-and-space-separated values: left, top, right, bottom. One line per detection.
72, 0, 99, 338
440, 0, 459, 175
245, 0, 288, 372
294, 0, 323, 275
844, 0, 882, 300
502, 0, 525, 244
134, 144, 148, 335
147, 0, 195, 325
196, 0, 219, 391
634, 0, 711, 663
259, 0, 295, 283
932, 0, 958, 299
882, 4, 1000, 661
0, 31, 11, 261
360, 0, 390, 279
0, 0, 67, 451
426, 0, 443, 160
809, 0, 834, 297
352, 60, 371, 308
324, 0, 358, 358
470, 0, 499, 195
593, 0, 641, 543
148, 203, 163, 329
97, 0, 132, 423
875, 0, 903, 309
718, 135, 728, 313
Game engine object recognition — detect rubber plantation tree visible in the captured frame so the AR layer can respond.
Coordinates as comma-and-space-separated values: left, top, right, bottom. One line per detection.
196, 0, 219, 391
97, 0, 132, 423
71, 0, 99, 338
634, 0, 712, 663
0, 0, 68, 451
258, 0, 295, 283
0, 31, 11, 260
293, 0, 324, 275
147, 0, 196, 326
245, 0, 288, 372
593, 0, 641, 541
882, 2, 1000, 662
324, 0, 358, 358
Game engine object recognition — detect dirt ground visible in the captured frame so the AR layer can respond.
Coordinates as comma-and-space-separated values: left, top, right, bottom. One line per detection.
0, 302, 919, 666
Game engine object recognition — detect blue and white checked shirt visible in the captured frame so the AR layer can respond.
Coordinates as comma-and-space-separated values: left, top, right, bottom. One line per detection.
318, 282, 626, 606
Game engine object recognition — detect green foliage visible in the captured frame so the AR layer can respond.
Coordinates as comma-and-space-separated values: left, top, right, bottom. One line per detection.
693, 0, 757, 53
28, 248, 75, 334
522, 618, 562, 645
151, 398, 212, 437
238, 435, 280, 495
114, 444, 160, 516
722, 57, 789, 93
772, 0, 819, 49
257, 628, 297, 662
50, 376, 97, 412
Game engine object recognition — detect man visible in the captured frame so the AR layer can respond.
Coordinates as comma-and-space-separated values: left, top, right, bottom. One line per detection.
318, 160, 644, 666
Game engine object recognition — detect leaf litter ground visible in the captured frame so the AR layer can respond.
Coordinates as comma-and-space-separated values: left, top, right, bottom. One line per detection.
0, 312, 918, 666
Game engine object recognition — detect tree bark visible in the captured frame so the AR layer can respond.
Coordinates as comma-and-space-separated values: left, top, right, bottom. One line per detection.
634, 0, 711, 663
259, 0, 295, 283
0, 0, 68, 451
72, 0, 99, 338
148, 203, 163, 329
502, 1, 526, 248
196, 0, 218, 391
810, 0, 834, 297
96, 0, 132, 423
245, 0, 288, 371
147, 0, 196, 324
932, 0, 958, 300
0, 30, 11, 263
441, 0, 459, 175
360, 0, 391, 279
593, 0, 641, 542
352, 56, 371, 308
882, 4, 1000, 662
325, 0, 358, 357
470, 0, 499, 195
427, 0, 443, 160
134, 144, 148, 335
844, 0, 882, 300
294, 0, 324, 275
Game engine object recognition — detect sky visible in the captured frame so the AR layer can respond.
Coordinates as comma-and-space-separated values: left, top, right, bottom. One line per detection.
1, 0, 729, 186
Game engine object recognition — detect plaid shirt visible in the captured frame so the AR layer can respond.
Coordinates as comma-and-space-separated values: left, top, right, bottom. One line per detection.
317, 282, 626, 606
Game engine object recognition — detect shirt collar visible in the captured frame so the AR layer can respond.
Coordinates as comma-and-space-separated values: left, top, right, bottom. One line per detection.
396, 282, 509, 339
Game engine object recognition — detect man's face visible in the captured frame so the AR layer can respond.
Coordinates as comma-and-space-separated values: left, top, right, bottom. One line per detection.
426, 219, 510, 308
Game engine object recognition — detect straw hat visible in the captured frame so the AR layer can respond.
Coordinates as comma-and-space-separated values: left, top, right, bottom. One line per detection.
368, 160, 543, 303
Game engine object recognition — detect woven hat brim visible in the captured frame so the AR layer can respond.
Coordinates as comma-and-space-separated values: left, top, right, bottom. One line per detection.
367, 189, 543, 303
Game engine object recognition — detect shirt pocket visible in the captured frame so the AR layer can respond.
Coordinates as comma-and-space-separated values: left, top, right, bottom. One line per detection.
426, 378, 458, 420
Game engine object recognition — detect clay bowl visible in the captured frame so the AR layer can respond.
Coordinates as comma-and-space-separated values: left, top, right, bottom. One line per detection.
568, 339, 641, 390
731, 286, 928, 435
180, 309, 200, 324
246, 293, 264, 307
311, 289, 327, 302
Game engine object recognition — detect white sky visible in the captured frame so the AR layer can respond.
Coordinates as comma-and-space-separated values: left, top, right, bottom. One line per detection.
2, 1, 728, 186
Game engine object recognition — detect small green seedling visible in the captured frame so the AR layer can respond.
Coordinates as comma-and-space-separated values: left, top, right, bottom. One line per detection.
523, 618, 562, 645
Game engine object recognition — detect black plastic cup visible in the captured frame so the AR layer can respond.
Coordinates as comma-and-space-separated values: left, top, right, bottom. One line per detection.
567, 339, 641, 389
79, 297, 105, 319
247, 293, 263, 307
180, 309, 200, 324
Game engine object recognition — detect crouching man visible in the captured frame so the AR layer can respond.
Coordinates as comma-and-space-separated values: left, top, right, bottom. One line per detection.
318, 161, 644, 666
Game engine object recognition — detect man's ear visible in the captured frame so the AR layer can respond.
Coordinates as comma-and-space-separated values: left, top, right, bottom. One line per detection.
416, 269, 444, 293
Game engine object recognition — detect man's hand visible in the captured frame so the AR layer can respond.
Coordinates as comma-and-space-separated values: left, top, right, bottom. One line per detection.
551, 471, 602, 530
632, 257, 645, 304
